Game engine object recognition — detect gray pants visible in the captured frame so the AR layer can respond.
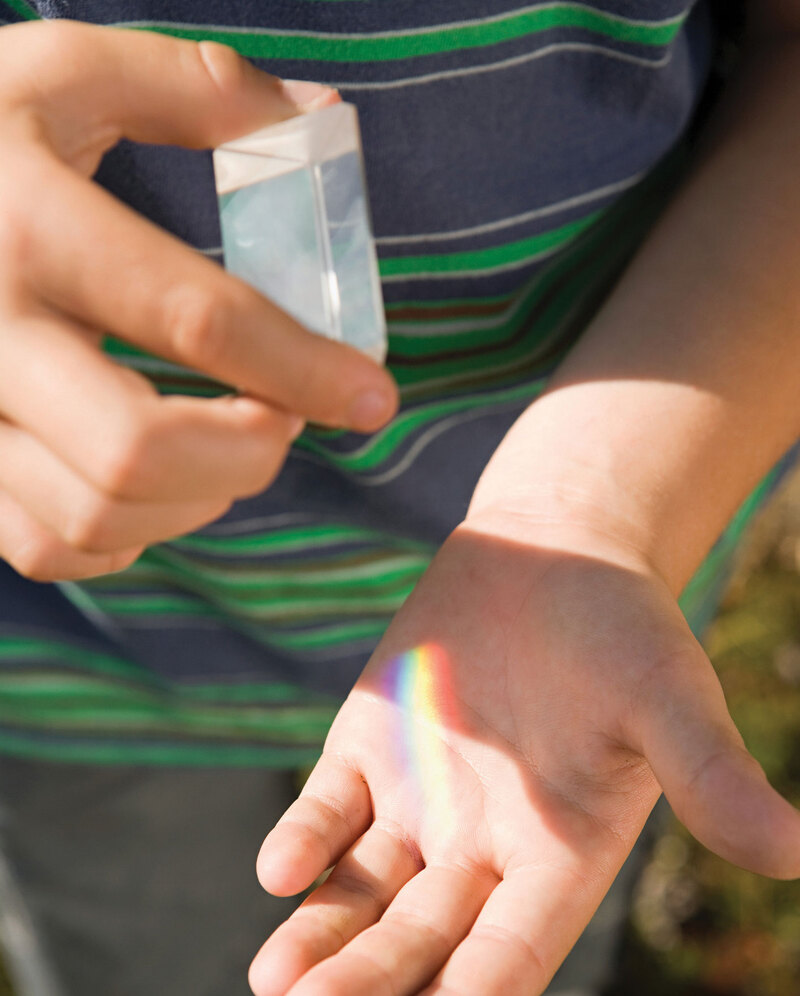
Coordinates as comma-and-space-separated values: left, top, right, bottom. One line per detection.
0, 759, 655, 996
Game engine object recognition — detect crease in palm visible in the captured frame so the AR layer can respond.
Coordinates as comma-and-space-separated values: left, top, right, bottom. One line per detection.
249, 525, 800, 996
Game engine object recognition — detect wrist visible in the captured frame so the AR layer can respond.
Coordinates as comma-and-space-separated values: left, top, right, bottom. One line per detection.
464, 482, 666, 588
466, 387, 703, 597
466, 355, 784, 598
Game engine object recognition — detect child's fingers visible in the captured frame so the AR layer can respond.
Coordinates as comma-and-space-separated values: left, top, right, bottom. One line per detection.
257, 754, 374, 898
423, 860, 609, 996
0, 22, 394, 437
0, 420, 231, 554
0, 490, 142, 582
0, 312, 302, 504
277, 863, 495, 996
15, 157, 396, 434
0, 21, 331, 158
250, 824, 423, 996
637, 647, 800, 879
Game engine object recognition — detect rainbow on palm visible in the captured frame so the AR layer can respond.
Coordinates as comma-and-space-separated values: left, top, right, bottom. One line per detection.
381, 643, 463, 835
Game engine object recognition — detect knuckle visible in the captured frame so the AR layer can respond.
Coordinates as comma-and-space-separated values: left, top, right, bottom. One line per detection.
9, 534, 60, 582
471, 923, 548, 981
164, 284, 233, 371
92, 416, 154, 499
384, 909, 450, 948
307, 792, 353, 835
195, 40, 249, 100
35, 18, 83, 49
27, 21, 91, 78
61, 493, 117, 552
0, 21, 85, 101
327, 869, 379, 903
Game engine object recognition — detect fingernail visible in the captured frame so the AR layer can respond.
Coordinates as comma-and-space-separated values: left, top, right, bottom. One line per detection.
279, 79, 340, 113
348, 390, 394, 432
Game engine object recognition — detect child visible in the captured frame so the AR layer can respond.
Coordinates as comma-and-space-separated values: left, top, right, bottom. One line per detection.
0, 3, 797, 994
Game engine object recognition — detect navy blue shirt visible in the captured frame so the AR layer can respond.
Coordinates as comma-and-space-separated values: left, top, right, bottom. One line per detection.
0, 2, 725, 765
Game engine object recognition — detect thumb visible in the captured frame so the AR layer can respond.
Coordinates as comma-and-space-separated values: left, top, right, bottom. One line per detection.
5, 21, 337, 159
636, 648, 800, 879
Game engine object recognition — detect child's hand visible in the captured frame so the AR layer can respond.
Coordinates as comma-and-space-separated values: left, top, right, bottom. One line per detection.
248, 13, 800, 988
250, 517, 800, 996
0, 21, 397, 581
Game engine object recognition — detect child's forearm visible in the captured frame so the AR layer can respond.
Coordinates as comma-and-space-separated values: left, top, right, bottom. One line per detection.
470, 26, 800, 596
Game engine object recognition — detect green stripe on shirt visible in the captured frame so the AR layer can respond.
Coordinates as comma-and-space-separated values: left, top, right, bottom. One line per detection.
0, 0, 38, 20
122, 4, 687, 63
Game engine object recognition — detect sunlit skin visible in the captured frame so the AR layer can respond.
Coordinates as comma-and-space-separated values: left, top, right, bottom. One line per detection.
0, 22, 395, 583
0, 10, 796, 996
251, 8, 800, 993
380, 644, 463, 843
250, 525, 800, 996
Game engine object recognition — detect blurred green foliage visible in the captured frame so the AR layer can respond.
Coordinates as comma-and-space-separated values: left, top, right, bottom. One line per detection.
0, 956, 11, 995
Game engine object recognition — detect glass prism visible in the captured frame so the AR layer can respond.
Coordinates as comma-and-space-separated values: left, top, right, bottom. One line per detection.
213, 102, 387, 363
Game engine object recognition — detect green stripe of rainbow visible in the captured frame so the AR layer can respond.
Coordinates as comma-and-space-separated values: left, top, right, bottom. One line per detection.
383, 643, 462, 838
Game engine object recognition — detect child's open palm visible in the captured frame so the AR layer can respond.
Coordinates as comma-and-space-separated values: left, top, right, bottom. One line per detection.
251, 518, 800, 996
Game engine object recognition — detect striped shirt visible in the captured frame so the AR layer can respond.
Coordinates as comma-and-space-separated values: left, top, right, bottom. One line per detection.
0, 0, 765, 766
